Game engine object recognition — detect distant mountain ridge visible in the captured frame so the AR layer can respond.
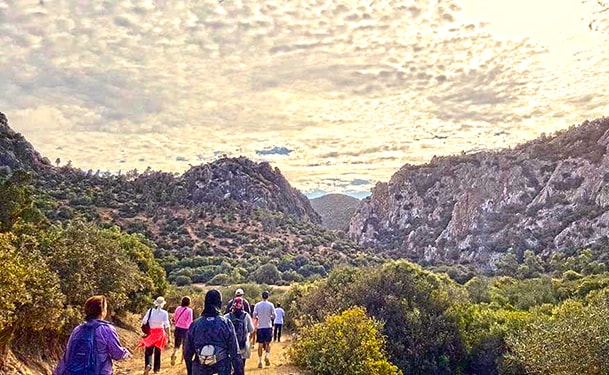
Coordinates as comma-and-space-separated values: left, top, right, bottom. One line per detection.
349, 117, 609, 270
311, 194, 360, 231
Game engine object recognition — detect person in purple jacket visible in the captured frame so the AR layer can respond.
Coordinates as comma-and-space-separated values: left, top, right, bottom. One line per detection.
55, 295, 131, 375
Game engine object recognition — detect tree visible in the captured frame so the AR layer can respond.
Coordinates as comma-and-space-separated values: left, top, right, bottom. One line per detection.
40, 221, 165, 312
252, 263, 281, 284
285, 262, 468, 373
0, 172, 46, 233
0, 233, 64, 364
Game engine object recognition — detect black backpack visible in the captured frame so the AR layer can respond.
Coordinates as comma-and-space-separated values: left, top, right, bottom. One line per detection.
60, 320, 106, 375
228, 313, 247, 349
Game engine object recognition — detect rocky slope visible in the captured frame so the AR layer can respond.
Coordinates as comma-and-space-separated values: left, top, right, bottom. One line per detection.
0, 112, 50, 176
349, 117, 609, 270
182, 158, 320, 223
311, 194, 361, 231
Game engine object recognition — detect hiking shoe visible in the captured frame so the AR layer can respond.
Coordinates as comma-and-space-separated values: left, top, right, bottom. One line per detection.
170, 353, 176, 366
258, 363, 263, 368
265, 358, 271, 366
144, 365, 152, 375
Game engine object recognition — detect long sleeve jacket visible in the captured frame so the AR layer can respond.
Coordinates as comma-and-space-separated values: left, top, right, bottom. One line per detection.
184, 314, 244, 375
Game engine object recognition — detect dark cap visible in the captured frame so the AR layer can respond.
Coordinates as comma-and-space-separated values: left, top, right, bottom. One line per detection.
261, 290, 269, 299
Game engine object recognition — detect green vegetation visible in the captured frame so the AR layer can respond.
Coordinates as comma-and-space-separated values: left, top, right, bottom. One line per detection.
283, 260, 609, 374
4, 164, 609, 374
28, 165, 384, 285
289, 307, 401, 375
0, 174, 166, 366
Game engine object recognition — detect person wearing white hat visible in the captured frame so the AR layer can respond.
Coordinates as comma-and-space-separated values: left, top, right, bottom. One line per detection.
138, 296, 171, 374
224, 288, 252, 315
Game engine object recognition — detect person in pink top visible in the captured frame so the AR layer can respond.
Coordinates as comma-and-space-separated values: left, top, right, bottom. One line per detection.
171, 296, 193, 366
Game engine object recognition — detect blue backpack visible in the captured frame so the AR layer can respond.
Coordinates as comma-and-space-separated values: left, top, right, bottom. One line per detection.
61, 320, 106, 375
196, 316, 230, 365
228, 313, 247, 350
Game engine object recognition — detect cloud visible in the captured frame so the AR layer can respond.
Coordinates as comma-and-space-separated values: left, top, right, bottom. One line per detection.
255, 146, 293, 156
1, 0, 608, 195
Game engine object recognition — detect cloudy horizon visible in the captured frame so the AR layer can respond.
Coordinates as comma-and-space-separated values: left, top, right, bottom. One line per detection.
1, 0, 608, 198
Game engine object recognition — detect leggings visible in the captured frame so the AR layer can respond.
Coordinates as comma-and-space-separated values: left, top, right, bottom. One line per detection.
273, 324, 283, 341
145, 346, 161, 372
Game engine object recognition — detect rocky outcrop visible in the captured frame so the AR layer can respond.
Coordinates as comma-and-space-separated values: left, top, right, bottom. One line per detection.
182, 158, 321, 223
0, 112, 50, 176
310, 194, 361, 231
349, 117, 609, 270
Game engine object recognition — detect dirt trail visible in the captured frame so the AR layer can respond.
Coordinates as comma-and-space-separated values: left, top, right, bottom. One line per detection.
115, 334, 301, 375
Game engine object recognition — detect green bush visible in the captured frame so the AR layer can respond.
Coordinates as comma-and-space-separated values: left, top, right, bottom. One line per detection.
252, 263, 281, 284
0, 233, 64, 333
207, 273, 232, 286
285, 262, 468, 373
504, 295, 609, 374
290, 307, 401, 375
175, 275, 193, 286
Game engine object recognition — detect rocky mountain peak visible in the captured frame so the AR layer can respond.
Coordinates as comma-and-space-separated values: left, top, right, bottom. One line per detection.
182, 156, 321, 223
349, 117, 609, 270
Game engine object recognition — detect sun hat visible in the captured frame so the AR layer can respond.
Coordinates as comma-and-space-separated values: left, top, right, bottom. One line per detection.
235, 288, 244, 296
153, 296, 166, 307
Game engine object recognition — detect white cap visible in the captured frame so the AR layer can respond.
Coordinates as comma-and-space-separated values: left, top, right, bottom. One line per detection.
235, 288, 244, 296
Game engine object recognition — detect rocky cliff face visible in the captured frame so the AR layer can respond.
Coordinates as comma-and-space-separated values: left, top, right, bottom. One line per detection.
349, 117, 609, 270
0, 112, 50, 176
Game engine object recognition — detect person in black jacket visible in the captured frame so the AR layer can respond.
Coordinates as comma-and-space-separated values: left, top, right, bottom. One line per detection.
184, 290, 244, 375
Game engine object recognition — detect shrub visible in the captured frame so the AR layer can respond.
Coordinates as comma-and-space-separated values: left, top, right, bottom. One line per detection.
175, 275, 193, 286
207, 273, 232, 286
252, 263, 281, 284
40, 221, 165, 312
504, 296, 609, 374
289, 307, 401, 375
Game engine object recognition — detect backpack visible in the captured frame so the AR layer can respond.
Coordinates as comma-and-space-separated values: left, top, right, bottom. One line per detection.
228, 312, 247, 349
61, 321, 106, 375
196, 316, 229, 366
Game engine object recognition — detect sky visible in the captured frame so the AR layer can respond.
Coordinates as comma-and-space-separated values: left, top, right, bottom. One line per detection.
1, 0, 608, 199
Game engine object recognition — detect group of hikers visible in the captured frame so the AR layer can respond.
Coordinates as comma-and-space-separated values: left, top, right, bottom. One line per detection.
54, 288, 286, 375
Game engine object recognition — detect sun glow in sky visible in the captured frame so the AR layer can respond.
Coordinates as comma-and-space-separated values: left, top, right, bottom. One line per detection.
1, 0, 608, 197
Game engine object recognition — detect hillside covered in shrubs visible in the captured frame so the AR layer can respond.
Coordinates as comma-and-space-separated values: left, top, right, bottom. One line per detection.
0, 112, 383, 287
0, 171, 166, 373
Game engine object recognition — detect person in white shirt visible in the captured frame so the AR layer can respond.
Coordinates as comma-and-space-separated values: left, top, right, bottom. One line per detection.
273, 303, 285, 342
138, 296, 171, 374
253, 290, 276, 368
